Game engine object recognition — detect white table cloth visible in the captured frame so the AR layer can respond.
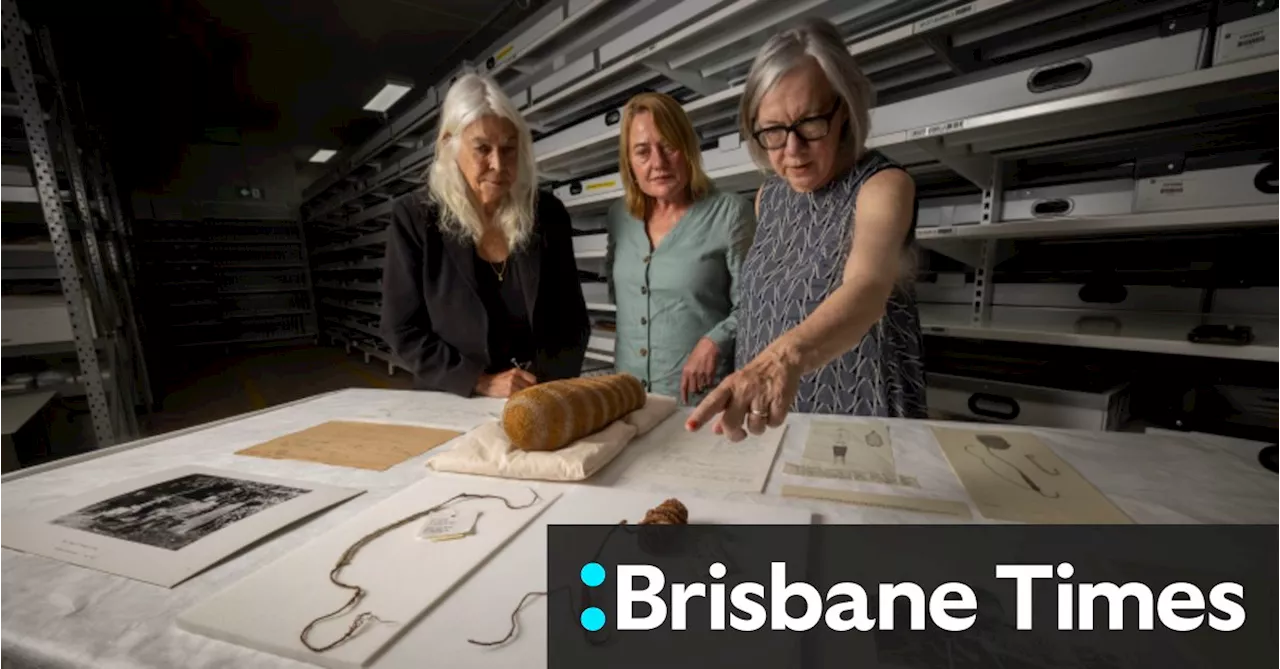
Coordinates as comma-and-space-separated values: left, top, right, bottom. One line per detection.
2, 388, 1275, 669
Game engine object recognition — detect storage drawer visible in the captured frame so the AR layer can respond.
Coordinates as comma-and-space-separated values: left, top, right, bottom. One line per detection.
572, 233, 608, 256
554, 173, 623, 206
588, 331, 616, 353
701, 134, 749, 172
534, 106, 624, 158
1134, 162, 1277, 212
1, 296, 77, 346
1001, 179, 1135, 220
918, 194, 983, 228
1213, 9, 1278, 65
871, 28, 1209, 138
581, 281, 610, 305
927, 372, 1131, 432
2, 165, 32, 187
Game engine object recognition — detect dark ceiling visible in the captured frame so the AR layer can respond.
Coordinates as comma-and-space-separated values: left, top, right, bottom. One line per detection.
26, 0, 549, 192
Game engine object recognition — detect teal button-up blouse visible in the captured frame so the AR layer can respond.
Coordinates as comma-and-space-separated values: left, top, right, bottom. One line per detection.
606, 188, 757, 404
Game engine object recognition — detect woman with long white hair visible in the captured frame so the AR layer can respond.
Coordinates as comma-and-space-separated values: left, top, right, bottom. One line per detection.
381, 73, 589, 398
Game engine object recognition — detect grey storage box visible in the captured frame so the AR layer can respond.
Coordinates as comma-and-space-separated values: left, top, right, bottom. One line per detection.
554, 172, 623, 208
588, 330, 616, 354
534, 106, 623, 158
1134, 162, 1277, 212
1001, 179, 1136, 220
581, 282, 611, 306
572, 232, 608, 256
701, 134, 750, 173
927, 372, 1132, 432
917, 194, 983, 228
1213, 9, 1278, 65
870, 28, 1210, 138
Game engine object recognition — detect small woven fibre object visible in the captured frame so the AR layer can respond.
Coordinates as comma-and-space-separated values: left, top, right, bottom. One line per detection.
640, 499, 688, 525
502, 373, 646, 451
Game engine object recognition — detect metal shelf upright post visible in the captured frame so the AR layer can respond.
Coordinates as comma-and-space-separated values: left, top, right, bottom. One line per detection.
2, 0, 119, 447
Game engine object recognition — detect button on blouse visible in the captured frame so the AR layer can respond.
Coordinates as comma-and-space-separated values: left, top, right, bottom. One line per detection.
605, 188, 756, 404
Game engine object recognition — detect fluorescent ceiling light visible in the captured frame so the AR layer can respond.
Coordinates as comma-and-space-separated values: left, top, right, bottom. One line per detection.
309, 149, 337, 163
363, 80, 413, 113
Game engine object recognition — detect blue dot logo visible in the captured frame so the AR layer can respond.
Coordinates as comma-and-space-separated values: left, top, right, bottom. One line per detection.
580, 562, 605, 587
580, 606, 606, 631
579, 562, 607, 631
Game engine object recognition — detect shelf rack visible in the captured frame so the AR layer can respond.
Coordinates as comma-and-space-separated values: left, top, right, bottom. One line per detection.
131, 218, 320, 351
299, 0, 1279, 426
2, 0, 152, 452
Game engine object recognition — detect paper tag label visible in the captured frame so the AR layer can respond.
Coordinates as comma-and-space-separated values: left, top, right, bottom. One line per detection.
1137, 175, 1197, 209
417, 509, 479, 541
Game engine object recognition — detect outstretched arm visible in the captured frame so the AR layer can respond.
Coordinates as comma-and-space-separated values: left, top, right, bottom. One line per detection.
687, 168, 917, 440
760, 168, 915, 376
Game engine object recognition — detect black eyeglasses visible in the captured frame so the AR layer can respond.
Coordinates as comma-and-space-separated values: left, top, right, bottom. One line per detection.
751, 101, 841, 150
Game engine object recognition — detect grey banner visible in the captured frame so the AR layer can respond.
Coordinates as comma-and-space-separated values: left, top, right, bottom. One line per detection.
547, 524, 1276, 668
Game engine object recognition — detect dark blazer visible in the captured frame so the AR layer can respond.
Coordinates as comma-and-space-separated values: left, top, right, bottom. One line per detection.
380, 190, 590, 396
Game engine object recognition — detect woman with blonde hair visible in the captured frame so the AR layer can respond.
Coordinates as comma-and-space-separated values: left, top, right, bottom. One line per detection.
381, 73, 589, 398
688, 18, 926, 440
606, 91, 756, 405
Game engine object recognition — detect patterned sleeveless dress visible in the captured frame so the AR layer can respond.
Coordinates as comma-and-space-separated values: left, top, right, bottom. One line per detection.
735, 150, 927, 418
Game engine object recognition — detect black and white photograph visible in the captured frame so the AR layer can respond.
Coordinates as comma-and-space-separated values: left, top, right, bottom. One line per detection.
51, 474, 312, 551
2, 466, 363, 587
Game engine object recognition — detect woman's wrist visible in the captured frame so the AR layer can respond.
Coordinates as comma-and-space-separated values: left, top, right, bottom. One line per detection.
763, 336, 806, 374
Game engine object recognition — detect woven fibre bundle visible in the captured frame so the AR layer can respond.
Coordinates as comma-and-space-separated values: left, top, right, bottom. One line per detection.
501, 373, 646, 451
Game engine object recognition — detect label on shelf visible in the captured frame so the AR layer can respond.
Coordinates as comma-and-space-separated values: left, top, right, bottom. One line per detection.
907, 119, 965, 140
914, 0, 980, 33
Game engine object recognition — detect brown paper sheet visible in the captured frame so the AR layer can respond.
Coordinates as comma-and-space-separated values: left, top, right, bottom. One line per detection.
931, 426, 1132, 524
237, 421, 462, 471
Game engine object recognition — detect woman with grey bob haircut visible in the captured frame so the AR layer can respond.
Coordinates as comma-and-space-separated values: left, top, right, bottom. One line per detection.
381, 73, 589, 399
687, 18, 926, 441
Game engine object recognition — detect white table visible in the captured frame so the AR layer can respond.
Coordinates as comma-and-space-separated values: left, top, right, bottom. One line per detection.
2, 388, 1275, 669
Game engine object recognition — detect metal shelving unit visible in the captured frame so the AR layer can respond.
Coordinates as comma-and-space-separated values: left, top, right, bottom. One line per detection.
2, 0, 150, 453
131, 218, 320, 351
299, 0, 1278, 435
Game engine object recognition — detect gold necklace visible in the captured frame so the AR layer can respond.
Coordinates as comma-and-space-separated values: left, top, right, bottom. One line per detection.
489, 259, 507, 282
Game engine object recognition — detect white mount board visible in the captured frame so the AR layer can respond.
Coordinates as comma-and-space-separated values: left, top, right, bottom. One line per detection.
177, 476, 561, 669
371, 485, 813, 669
0, 466, 363, 588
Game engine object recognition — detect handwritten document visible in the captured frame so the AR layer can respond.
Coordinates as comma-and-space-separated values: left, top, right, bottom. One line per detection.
237, 420, 462, 471
614, 419, 786, 493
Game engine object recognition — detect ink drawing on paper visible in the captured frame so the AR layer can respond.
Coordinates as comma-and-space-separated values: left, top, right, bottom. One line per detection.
802, 421, 894, 476
932, 426, 1132, 524
788, 420, 916, 486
